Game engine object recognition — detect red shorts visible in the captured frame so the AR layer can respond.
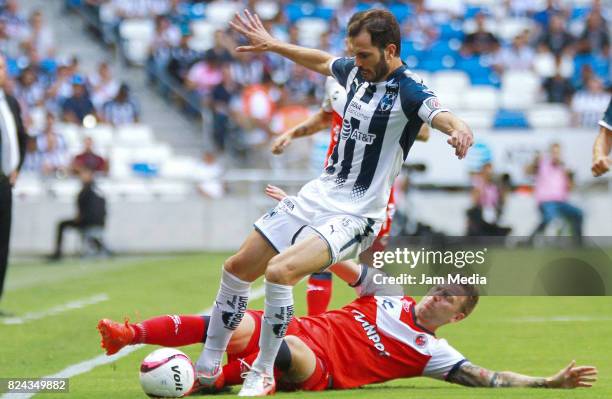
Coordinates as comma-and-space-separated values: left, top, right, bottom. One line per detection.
234, 310, 331, 391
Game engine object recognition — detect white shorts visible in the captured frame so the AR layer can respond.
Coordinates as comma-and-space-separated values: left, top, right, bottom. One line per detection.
254, 195, 381, 267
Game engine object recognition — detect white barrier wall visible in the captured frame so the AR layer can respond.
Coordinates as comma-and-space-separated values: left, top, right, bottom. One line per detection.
11, 191, 612, 255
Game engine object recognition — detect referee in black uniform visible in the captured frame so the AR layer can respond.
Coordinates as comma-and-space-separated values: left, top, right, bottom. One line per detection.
0, 54, 28, 315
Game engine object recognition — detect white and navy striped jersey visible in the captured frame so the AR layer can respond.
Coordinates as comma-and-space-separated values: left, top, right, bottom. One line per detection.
300, 57, 447, 222
600, 98, 612, 130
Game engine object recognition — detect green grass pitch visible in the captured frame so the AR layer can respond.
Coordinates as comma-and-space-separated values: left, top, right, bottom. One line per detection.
1, 254, 611, 398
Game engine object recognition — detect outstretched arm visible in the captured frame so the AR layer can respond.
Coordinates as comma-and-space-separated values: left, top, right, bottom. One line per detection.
592, 126, 611, 176
430, 112, 474, 160
271, 109, 333, 154
448, 360, 597, 388
230, 10, 334, 76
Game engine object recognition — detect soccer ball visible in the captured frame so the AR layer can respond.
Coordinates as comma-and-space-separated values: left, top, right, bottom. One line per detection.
139, 348, 195, 398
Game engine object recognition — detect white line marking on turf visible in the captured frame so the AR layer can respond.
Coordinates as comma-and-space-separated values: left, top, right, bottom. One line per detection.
1, 285, 266, 399
511, 315, 612, 323
2, 294, 110, 325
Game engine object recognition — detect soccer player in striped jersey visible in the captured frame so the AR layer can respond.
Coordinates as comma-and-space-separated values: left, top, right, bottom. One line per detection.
271, 76, 429, 316
98, 265, 597, 392
592, 98, 612, 176
197, 9, 474, 395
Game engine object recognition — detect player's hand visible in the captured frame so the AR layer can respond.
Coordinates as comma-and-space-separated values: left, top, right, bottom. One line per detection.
547, 360, 598, 388
271, 133, 293, 155
265, 185, 287, 202
8, 170, 18, 187
447, 129, 473, 160
229, 9, 277, 53
591, 155, 610, 177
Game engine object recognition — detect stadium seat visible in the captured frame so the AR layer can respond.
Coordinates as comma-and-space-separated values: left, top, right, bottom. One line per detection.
119, 19, 155, 65
455, 110, 495, 129
296, 17, 328, 47
432, 88, 462, 110
496, 18, 534, 42
500, 70, 540, 109
49, 179, 82, 200
102, 180, 154, 201
115, 124, 154, 147
463, 86, 500, 111
526, 104, 572, 129
534, 53, 574, 78
493, 109, 529, 129
160, 156, 200, 179
56, 123, 81, 151
81, 125, 114, 148
430, 70, 470, 93
149, 181, 193, 200
205, 1, 241, 27
189, 20, 216, 52
254, 1, 280, 21
13, 174, 44, 200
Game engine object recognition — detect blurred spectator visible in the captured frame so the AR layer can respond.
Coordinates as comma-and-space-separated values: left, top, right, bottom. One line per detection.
167, 33, 200, 84
402, 2, 439, 49
23, 10, 55, 59
47, 64, 75, 111
211, 65, 240, 151
229, 52, 265, 87
466, 162, 512, 236
536, 14, 574, 56
571, 77, 611, 127
48, 168, 109, 261
185, 54, 224, 99
527, 143, 583, 245
461, 12, 499, 56
21, 136, 42, 173
492, 31, 535, 73
102, 83, 139, 126
14, 66, 46, 110
61, 75, 96, 125
425, 0, 465, 19
71, 136, 108, 175
575, 10, 610, 56
542, 61, 574, 104
205, 30, 234, 64
196, 152, 224, 199
147, 15, 180, 78
89, 62, 120, 110
36, 112, 68, 175
533, 0, 567, 27
0, 0, 27, 39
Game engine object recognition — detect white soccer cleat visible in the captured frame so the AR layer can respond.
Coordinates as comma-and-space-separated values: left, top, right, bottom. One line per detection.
238, 368, 276, 396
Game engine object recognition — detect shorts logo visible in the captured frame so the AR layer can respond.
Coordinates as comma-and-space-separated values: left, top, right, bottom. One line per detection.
329, 225, 336, 235
281, 198, 295, 212
415, 334, 427, 348
263, 209, 278, 220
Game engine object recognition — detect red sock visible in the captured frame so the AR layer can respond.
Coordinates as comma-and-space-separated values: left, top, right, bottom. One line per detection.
131, 315, 206, 347
307, 272, 332, 316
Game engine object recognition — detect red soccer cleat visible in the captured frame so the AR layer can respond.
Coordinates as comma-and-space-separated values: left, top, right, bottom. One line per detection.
97, 318, 135, 355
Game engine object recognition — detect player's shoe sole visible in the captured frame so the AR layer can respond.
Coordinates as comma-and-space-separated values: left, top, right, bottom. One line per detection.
97, 318, 135, 355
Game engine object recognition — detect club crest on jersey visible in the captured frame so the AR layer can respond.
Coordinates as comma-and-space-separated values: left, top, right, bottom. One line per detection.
379, 91, 398, 112
415, 334, 427, 348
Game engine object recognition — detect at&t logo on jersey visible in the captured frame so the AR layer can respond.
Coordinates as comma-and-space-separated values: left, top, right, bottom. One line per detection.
352, 309, 390, 357
341, 119, 376, 144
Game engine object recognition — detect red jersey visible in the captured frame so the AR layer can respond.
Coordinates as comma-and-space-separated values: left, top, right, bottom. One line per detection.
290, 267, 465, 389
321, 77, 396, 240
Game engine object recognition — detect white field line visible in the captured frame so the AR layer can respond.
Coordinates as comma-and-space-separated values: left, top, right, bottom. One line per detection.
2, 294, 110, 325
511, 315, 612, 323
1, 285, 266, 399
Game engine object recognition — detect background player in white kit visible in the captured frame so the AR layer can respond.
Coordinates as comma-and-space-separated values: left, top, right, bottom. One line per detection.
196, 9, 474, 396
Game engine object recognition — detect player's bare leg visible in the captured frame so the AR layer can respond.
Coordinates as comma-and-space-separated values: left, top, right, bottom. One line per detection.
239, 235, 330, 396
281, 336, 317, 384
197, 230, 277, 386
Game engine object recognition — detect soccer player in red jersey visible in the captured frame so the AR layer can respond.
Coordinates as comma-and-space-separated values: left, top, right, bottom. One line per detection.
99, 262, 597, 392
270, 77, 429, 316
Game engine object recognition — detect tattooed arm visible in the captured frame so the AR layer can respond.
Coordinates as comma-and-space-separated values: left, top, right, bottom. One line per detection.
447, 360, 597, 388
271, 108, 332, 155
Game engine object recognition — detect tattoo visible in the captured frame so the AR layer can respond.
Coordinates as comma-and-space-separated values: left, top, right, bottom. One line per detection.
449, 363, 549, 388
294, 126, 310, 137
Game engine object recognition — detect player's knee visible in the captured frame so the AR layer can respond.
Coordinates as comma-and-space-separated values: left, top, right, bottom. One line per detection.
224, 253, 257, 282
265, 257, 297, 285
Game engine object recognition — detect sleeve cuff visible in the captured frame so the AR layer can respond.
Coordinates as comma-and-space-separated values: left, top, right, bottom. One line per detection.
599, 119, 612, 131
427, 109, 450, 127
445, 359, 469, 381
328, 57, 341, 79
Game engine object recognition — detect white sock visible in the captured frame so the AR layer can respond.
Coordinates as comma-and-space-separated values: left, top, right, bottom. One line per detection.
252, 281, 294, 375
196, 267, 250, 375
